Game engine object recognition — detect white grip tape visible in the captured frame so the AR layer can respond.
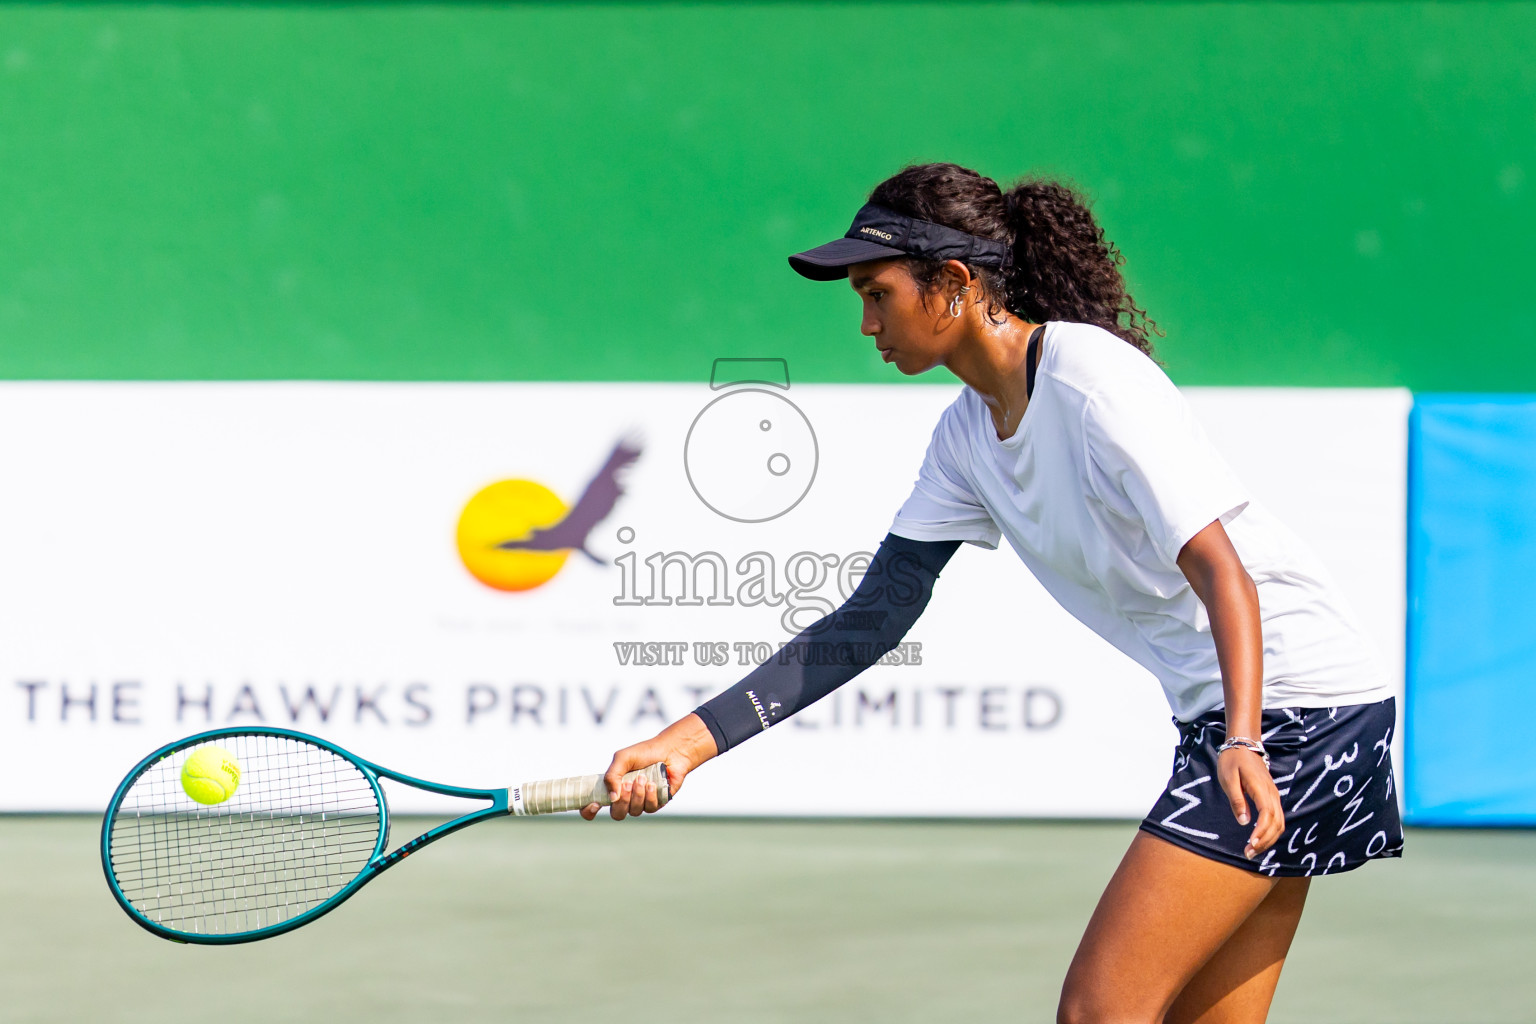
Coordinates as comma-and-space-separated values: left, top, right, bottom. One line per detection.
510, 762, 670, 816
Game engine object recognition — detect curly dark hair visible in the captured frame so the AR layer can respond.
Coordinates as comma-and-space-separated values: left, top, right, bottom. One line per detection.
867, 162, 1159, 356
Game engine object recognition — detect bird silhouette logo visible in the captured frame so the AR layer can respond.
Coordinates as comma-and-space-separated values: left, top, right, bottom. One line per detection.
456, 438, 642, 592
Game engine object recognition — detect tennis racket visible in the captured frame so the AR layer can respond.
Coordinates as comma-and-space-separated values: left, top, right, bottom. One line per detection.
100, 726, 668, 944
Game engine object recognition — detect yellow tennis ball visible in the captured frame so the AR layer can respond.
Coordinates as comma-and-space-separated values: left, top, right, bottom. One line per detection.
181, 745, 241, 805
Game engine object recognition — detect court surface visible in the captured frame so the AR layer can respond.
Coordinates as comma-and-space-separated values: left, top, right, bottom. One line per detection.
5, 816, 1532, 1022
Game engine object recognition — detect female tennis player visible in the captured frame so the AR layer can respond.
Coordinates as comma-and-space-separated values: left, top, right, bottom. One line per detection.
583, 162, 1403, 1023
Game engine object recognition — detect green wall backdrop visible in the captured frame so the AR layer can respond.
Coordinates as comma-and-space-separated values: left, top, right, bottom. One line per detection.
0, 2, 1532, 386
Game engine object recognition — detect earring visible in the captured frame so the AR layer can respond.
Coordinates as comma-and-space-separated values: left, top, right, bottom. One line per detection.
948, 285, 970, 319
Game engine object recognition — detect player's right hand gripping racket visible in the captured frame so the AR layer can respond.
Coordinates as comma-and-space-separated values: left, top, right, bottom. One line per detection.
101, 726, 668, 944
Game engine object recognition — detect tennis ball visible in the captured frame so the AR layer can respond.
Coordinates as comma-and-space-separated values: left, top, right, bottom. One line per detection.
181, 745, 241, 805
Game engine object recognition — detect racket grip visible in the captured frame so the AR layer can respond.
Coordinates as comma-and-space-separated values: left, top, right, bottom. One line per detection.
510, 762, 670, 816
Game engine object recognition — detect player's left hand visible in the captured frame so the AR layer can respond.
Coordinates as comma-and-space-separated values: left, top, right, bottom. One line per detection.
580, 712, 718, 822
1218, 747, 1284, 859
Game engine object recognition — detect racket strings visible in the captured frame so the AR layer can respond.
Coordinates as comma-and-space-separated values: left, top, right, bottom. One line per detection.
108, 734, 382, 937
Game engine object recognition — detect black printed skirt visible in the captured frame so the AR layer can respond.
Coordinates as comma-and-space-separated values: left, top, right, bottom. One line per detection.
1140, 697, 1404, 877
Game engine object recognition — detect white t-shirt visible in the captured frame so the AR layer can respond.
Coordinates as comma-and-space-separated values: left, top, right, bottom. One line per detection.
890, 320, 1392, 721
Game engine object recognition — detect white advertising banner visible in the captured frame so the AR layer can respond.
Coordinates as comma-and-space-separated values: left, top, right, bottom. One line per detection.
0, 381, 1408, 815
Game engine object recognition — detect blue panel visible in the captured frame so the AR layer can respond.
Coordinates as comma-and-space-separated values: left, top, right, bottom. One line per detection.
1407, 396, 1536, 824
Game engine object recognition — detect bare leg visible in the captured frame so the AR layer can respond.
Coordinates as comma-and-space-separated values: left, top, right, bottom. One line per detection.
1056, 831, 1288, 1024
1165, 877, 1310, 1024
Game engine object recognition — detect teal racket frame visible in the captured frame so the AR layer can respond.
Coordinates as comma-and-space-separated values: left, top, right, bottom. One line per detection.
101, 726, 510, 945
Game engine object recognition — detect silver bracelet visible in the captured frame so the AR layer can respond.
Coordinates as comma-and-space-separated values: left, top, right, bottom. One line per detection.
1217, 736, 1270, 769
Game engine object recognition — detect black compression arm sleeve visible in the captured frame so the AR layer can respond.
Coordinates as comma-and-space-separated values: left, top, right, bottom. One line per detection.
693, 533, 961, 753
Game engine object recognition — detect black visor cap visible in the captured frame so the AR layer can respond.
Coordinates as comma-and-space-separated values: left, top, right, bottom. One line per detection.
788, 204, 1011, 281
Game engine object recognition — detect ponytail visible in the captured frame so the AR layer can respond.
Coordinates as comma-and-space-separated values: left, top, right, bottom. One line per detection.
868, 163, 1159, 356
1000, 180, 1158, 355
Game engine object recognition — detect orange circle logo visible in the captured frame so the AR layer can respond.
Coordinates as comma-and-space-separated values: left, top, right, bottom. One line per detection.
456, 440, 642, 593
456, 479, 571, 591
